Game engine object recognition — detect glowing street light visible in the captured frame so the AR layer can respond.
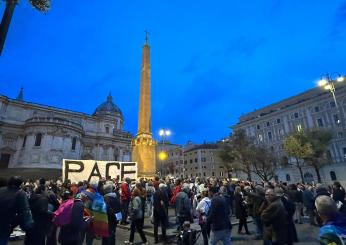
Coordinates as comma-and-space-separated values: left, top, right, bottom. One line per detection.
317, 73, 345, 126
158, 128, 171, 177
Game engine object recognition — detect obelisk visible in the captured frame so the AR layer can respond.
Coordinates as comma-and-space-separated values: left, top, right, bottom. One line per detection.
132, 31, 157, 178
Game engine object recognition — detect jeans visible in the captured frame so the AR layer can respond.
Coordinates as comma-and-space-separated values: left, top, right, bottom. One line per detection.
254, 217, 263, 236
200, 224, 210, 245
209, 229, 231, 245
129, 219, 147, 243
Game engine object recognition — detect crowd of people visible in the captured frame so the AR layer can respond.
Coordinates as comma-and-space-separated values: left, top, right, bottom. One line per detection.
0, 175, 346, 245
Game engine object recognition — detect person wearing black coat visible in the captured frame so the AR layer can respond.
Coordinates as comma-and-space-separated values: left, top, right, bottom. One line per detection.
0, 176, 33, 245
234, 186, 249, 235
153, 184, 169, 243
58, 196, 91, 245
25, 185, 53, 245
103, 188, 122, 245
333, 181, 346, 204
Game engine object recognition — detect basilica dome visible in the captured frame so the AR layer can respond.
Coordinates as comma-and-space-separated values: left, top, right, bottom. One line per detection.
93, 93, 123, 119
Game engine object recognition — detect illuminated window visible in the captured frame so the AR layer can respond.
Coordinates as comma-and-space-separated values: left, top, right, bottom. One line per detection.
297, 124, 302, 132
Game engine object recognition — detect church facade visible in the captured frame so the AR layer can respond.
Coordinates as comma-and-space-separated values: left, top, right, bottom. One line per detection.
0, 91, 133, 172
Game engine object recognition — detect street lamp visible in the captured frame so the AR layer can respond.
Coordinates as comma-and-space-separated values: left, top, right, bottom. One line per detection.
158, 128, 171, 177
318, 73, 346, 125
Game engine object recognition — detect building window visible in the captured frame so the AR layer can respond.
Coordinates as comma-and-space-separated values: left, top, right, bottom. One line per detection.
195, 158, 198, 163
276, 118, 281, 124
105, 126, 109, 133
258, 134, 263, 142
190, 159, 193, 164
195, 167, 198, 169
317, 118, 324, 127
184, 160, 187, 164
201, 157, 206, 162
330, 101, 336, 108
338, 132, 343, 138
279, 129, 284, 136
212, 172, 215, 176
71, 137, 77, 150
286, 174, 291, 182
257, 124, 260, 130
220, 171, 224, 177
304, 172, 314, 183
270, 146, 274, 152
34, 133, 42, 147
203, 172, 206, 177
343, 148, 346, 159
334, 114, 340, 125
266, 122, 270, 127
22, 135, 27, 148
268, 131, 272, 140
297, 124, 303, 132
326, 150, 332, 160
294, 112, 299, 118
330, 171, 337, 181
314, 106, 319, 112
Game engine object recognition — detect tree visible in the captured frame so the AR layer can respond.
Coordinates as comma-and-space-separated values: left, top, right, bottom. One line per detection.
303, 129, 333, 183
0, 0, 50, 55
251, 145, 277, 182
283, 131, 313, 183
219, 129, 254, 181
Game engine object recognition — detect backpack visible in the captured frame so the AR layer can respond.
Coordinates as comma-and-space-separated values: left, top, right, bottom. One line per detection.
52, 199, 74, 226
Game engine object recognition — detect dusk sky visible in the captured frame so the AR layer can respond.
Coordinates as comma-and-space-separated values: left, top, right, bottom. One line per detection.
1, 1, 346, 144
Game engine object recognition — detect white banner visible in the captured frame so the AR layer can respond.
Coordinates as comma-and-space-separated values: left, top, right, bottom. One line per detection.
62, 159, 137, 183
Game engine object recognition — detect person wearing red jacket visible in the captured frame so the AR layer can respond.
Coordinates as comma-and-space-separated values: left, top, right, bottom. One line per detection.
171, 179, 182, 205
120, 177, 131, 225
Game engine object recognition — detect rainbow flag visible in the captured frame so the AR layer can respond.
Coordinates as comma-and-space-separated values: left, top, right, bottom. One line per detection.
87, 192, 109, 237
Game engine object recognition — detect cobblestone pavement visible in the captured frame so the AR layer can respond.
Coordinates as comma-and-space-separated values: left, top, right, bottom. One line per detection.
9, 220, 320, 245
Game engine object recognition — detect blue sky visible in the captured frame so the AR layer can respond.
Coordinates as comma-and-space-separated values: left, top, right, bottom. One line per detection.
1, 0, 346, 144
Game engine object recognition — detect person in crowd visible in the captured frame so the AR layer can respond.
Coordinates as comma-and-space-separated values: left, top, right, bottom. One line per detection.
332, 181, 346, 205
276, 187, 298, 244
247, 185, 265, 239
102, 181, 122, 245
125, 187, 148, 245
25, 181, 54, 245
153, 183, 169, 244
58, 190, 92, 245
175, 183, 193, 229
206, 186, 232, 245
196, 189, 211, 245
315, 195, 346, 245
0, 176, 33, 245
261, 188, 289, 245
303, 185, 317, 226
120, 177, 131, 225
234, 186, 250, 235
146, 181, 155, 218
170, 178, 182, 206
136, 182, 147, 227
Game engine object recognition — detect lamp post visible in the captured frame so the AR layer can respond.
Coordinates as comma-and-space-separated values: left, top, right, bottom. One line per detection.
318, 74, 345, 126
158, 129, 171, 177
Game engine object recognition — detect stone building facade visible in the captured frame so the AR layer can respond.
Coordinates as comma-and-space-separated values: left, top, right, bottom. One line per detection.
162, 142, 226, 179
233, 82, 346, 185
0, 91, 132, 172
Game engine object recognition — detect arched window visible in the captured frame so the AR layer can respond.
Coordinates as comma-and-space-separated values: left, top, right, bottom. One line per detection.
304, 172, 314, 183
71, 137, 77, 151
286, 174, 291, 182
330, 171, 337, 181
34, 133, 42, 146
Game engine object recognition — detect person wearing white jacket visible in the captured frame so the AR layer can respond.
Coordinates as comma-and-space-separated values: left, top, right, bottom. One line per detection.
196, 190, 211, 245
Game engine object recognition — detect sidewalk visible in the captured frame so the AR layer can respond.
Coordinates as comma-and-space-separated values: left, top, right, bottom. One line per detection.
117, 207, 251, 238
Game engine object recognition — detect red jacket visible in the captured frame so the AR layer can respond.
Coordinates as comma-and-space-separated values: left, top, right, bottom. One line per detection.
120, 182, 131, 202
170, 185, 182, 205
